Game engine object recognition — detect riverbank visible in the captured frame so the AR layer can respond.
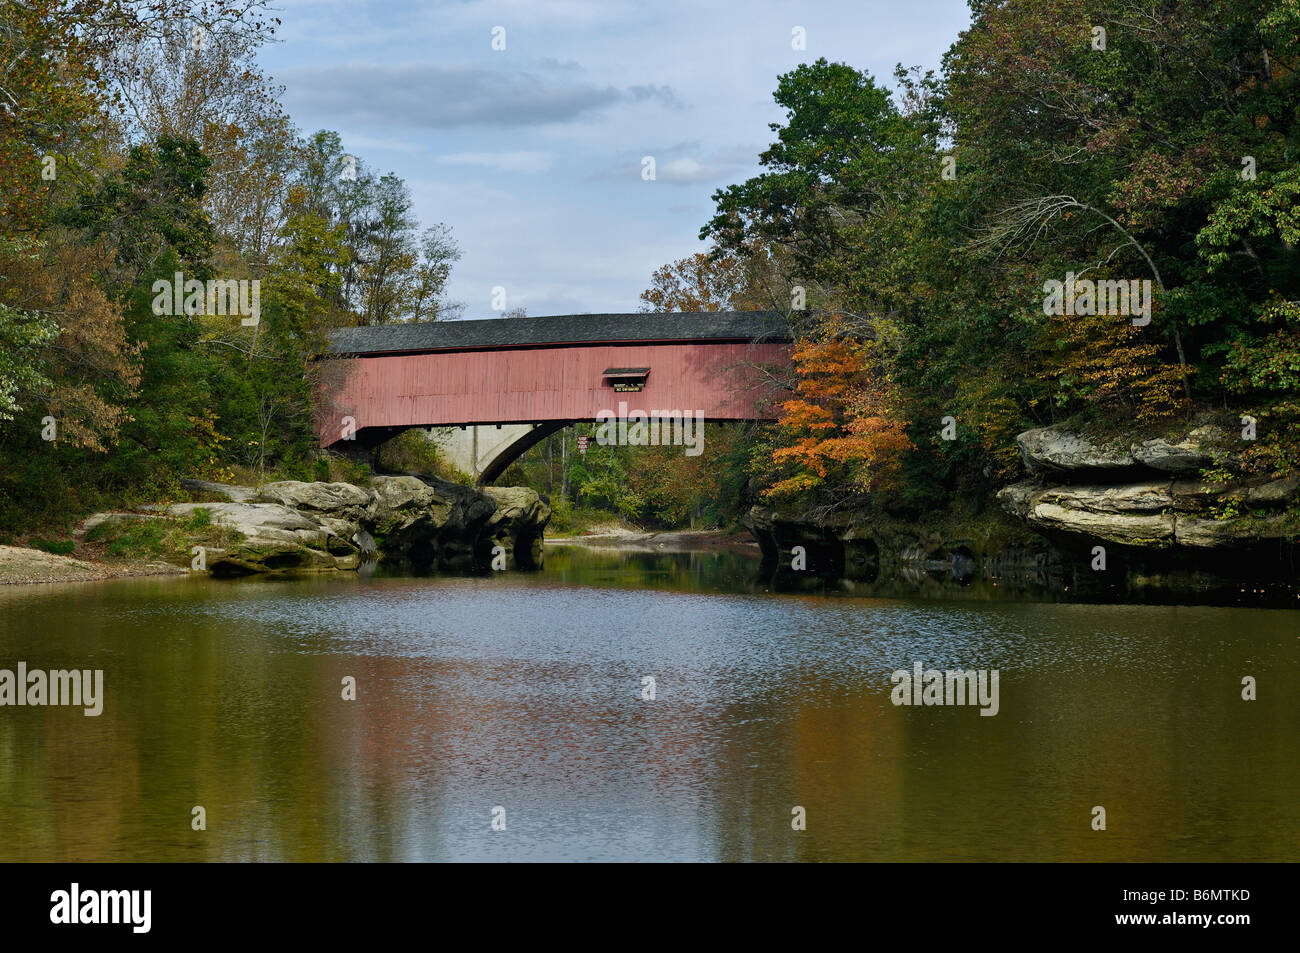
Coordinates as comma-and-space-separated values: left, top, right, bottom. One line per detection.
0, 544, 185, 585
547, 527, 759, 554
742, 419, 1300, 605
0, 525, 754, 586
0, 475, 551, 583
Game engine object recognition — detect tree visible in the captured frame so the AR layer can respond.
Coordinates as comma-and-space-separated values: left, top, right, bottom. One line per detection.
0, 0, 110, 231
0, 238, 58, 422
62, 134, 215, 295
291, 132, 460, 324
762, 317, 912, 503
692, 0, 1300, 516
698, 60, 941, 506
102, 12, 286, 261
409, 224, 462, 321
639, 251, 747, 312
944, 0, 1300, 418
0, 237, 142, 450
0, 302, 56, 421
702, 58, 942, 315
355, 174, 418, 325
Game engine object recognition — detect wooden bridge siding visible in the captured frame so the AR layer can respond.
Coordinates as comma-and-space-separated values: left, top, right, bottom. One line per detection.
317, 340, 790, 444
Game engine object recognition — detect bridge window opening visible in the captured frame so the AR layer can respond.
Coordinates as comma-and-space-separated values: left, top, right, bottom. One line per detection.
603, 366, 650, 393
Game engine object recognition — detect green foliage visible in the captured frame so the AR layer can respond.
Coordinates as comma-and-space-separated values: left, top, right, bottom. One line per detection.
89, 520, 168, 559
0, 32, 459, 535
185, 507, 213, 530
62, 135, 216, 294
85, 513, 241, 562
0, 301, 57, 421
696, 2, 1300, 515
5, 0, 1300, 545
377, 429, 466, 482
30, 538, 75, 556
497, 422, 761, 530
546, 499, 617, 535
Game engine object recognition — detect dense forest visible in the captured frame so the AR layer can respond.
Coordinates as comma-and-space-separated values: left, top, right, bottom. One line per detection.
0, 0, 464, 534
2, 0, 1298, 542
721, 0, 1300, 527
523, 0, 1300, 535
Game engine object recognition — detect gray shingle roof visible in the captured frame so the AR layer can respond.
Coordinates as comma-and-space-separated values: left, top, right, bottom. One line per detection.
328, 311, 792, 356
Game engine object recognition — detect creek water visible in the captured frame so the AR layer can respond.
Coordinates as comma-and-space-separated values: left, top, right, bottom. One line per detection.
0, 542, 1295, 861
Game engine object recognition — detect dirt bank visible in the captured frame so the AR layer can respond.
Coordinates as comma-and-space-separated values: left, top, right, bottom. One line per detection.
0, 545, 185, 586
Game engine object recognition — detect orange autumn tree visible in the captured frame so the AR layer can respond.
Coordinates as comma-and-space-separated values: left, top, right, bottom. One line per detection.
764, 316, 913, 501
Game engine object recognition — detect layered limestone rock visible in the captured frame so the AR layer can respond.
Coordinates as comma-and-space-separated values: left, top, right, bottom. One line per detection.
742, 504, 1044, 585
89, 476, 549, 575
743, 505, 869, 578
363, 475, 498, 570
999, 422, 1297, 550
1016, 424, 1230, 476
166, 499, 362, 572
742, 418, 1297, 597
1016, 428, 1135, 474
484, 486, 550, 570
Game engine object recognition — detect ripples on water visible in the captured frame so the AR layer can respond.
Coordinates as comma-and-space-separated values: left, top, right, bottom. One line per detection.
0, 544, 1295, 861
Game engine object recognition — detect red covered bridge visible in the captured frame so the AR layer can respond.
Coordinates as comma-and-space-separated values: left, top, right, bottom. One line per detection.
315, 311, 794, 483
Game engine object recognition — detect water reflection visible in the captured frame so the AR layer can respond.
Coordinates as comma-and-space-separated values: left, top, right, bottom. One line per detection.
0, 546, 1295, 861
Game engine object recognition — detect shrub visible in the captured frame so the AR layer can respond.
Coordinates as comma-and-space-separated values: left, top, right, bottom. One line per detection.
31, 538, 76, 555
184, 507, 212, 529
377, 429, 468, 482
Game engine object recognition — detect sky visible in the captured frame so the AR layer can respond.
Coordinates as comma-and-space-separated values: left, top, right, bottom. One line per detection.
259, 0, 974, 318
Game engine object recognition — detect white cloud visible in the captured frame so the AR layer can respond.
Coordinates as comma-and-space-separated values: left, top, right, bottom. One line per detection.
279, 62, 683, 131
259, 0, 973, 313
658, 157, 720, 183
437, 151, 554, 174
345, 134, 428, 154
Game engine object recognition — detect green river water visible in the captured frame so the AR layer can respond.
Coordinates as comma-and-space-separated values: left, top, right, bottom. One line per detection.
0, 543, 1295, 861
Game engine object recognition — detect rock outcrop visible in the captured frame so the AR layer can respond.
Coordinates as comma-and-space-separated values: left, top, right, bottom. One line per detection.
92, 475, 550, 576
999, 422, 1297, 551
1016, 424, 1230, 477
742, 418, 1298, 602
166, 498, 362, 573
743, 504, 1053, 587
744, 506, 881, 580
484, 486, 550, 570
